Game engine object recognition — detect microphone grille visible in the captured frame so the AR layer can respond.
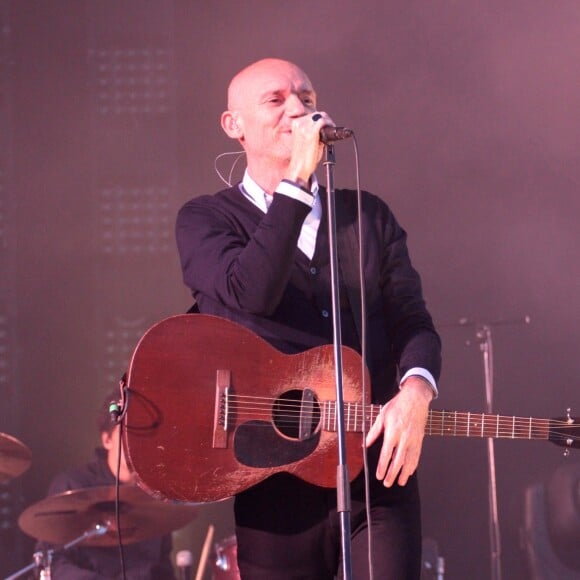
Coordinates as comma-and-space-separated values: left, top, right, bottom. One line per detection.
176, 549, 193, 567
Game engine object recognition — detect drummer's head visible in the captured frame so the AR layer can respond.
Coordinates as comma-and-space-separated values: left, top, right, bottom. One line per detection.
96, 386, 134, 484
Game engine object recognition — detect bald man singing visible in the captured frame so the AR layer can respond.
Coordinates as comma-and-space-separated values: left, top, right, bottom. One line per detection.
175, 58, 441, 579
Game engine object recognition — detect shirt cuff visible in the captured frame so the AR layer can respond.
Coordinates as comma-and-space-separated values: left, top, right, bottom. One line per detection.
275, 179, 315, 208
400, 367, 438, 399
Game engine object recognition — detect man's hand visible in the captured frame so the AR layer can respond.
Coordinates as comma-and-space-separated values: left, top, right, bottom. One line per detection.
285, 112, 333, 187
365, 376, 433, 487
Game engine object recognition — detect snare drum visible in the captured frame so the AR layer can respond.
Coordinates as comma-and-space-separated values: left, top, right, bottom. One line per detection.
213, 535, 241, 580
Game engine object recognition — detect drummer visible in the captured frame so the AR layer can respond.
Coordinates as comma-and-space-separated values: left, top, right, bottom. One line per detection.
35, 386, 176, 579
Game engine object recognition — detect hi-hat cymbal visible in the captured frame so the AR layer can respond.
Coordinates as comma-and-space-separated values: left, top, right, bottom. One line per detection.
18, 484, 199, 546
0, 432, 32, 483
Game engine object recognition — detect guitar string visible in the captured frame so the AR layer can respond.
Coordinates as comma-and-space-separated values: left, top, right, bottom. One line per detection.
222, 420, 580, 443
225, 414, 580, 439
217, 417, 580, 443
226, 410, 580, 435
224, 394, 580, 428
224, 395, 580, 429
218, 395, 580, 441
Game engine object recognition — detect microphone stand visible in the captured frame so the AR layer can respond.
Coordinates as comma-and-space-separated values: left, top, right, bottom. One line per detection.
322, 143, 352, 580
476, 324, 502, 580
4, 523, 109, 580
444, 315, 530, 580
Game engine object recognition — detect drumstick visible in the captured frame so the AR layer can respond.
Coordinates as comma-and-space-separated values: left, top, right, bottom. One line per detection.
195, 523, 215, 580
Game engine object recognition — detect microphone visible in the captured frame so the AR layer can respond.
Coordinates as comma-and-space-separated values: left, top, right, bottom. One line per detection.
175, 550, 193, 580
320, 126, 354, 144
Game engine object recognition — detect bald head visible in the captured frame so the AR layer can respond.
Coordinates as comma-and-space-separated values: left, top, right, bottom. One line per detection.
227, 58, 315, 110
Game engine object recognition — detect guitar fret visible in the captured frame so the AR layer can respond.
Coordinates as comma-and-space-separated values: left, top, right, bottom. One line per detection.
536, 419, 549, 440
530, 418, 548, 440
496, 415, 499, 438
467, 412, 471, 437
483, 415, 495, 438
332, 402, 336, 431
470, 413, 481, 437
454, 411, 457, 436
528, 417, 532, 439
481, 414, 485, 437
498, 417, 505, 437
512, 416, 515, 439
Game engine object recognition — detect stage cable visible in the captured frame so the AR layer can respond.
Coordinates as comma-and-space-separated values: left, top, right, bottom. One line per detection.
113, 377, 129, 580
214, 150, 246, 187
349, 136, 374, 580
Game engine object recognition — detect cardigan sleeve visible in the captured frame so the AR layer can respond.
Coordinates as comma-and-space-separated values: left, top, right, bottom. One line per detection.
374, 195, 442, 382
175, 189, 311, 316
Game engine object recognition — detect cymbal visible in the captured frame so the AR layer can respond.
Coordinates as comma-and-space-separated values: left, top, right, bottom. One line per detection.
0, 432, 32, 483
19, 484, 199, 546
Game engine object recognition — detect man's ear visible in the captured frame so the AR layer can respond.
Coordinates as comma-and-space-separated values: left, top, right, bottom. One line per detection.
221, 110, 243, 139
101, 431, 112, 449
101, 430, 113, 450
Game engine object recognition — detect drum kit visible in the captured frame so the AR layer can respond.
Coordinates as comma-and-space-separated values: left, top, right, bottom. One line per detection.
0, 431, 31, 484
2, 431, 241, 579
213, 534, 241, 580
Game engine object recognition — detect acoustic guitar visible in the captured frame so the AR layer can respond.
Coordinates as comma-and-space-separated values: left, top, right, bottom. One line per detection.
123, 314, 579, 503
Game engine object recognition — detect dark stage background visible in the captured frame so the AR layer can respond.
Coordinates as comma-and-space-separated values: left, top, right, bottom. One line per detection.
1, 1, 579, 578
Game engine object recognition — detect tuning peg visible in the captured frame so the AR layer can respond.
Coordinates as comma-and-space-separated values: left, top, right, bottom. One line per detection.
562, 408, 574, 456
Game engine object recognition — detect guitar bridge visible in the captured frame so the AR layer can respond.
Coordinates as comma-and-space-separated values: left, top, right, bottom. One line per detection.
213, 369, 231, 448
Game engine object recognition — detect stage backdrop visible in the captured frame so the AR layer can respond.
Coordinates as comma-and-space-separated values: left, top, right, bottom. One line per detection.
1, 1, 579, 578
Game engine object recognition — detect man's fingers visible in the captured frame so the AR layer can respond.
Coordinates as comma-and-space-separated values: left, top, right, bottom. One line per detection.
365, 410, 384, 447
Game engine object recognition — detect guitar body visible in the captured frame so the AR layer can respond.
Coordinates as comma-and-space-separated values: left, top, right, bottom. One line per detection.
123, 314, 369, 503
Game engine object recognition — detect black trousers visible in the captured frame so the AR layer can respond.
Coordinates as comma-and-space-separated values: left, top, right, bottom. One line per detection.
234, 466, 422, 580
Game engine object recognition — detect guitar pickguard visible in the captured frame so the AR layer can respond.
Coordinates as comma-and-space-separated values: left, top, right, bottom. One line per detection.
234, 421, 321, 468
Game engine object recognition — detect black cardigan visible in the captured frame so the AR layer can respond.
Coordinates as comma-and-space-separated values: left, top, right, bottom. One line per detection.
175, 184, 441, 403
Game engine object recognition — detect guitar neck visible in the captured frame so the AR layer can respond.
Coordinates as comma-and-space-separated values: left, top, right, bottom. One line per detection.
425, 410, 550, 441
322, 403, 551, 441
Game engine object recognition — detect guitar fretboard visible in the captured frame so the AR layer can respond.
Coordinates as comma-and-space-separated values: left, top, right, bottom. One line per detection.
425, 410, 550, 440
321, 403, 552, 441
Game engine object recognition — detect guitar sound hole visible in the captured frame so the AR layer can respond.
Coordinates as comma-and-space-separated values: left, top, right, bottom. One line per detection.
272, 389, 321, 440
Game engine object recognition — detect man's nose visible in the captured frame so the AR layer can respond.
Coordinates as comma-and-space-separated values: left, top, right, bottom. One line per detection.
286, 94, 310, 117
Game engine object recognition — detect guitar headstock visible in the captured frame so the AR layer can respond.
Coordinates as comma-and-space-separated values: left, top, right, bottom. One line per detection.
549, 408, 580, 453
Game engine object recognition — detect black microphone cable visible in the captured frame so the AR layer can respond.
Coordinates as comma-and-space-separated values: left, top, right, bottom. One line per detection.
111, 376, 130, 580
349, 134, 375, 580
